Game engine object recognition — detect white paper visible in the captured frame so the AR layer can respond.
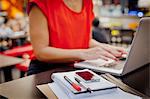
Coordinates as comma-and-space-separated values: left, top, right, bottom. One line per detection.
51, 69, 117, 94
49, 83, 142, 99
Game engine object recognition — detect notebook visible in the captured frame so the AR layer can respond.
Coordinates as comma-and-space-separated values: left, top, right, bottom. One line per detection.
50, 69, 142, 99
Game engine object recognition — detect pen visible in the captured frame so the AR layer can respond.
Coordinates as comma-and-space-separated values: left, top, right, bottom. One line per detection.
64, 76, 81, 91
74, 77, 93, 93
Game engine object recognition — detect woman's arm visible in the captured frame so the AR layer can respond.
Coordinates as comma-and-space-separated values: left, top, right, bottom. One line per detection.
29, 6, 85, 63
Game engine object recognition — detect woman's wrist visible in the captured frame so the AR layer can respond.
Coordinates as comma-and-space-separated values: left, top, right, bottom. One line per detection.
73, 49, 88, 61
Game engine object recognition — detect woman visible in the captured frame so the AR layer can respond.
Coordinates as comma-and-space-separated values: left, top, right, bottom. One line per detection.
27, 0, 125, 75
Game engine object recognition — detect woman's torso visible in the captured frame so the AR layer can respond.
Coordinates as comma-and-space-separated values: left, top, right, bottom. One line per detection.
28, 0, 94, 49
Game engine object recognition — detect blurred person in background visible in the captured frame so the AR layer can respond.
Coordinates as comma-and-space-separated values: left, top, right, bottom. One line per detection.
92, 18, 110, 44
27, 0, 126, 75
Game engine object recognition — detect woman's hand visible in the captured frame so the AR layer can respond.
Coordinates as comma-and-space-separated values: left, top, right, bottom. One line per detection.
79, 43, 127, 61
90, 39, 127, 58
80, 47, 118, 61
84, 39, 127, 61
100, 44, 127, 58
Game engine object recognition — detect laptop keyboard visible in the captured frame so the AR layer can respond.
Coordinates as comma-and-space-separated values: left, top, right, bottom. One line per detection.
103, 60, 126, 70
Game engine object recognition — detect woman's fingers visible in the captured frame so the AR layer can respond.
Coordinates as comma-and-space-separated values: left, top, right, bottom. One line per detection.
103, 47, 121, 57
81, 47, 118, 61
116, 47, 127, 54
99, 56, 109, 61
102, 51, 117, 60
102, 45, 127, 57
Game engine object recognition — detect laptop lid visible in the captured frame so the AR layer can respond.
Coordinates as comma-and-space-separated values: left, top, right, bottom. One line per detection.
148, 18, 150, 63
122, 17, 150, 75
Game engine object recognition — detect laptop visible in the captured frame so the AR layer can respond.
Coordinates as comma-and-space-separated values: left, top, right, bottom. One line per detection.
75, 17, 150, 76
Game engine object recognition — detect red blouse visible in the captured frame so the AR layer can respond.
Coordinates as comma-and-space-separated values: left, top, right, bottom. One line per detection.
28, 0, 94, 49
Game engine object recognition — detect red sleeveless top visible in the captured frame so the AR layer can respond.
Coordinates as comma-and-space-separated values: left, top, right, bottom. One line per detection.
28, 0, 94, 49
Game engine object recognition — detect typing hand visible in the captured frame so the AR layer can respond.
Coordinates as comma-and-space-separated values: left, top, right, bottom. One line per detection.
80, 47, 117, 61
101, 44, 127, 58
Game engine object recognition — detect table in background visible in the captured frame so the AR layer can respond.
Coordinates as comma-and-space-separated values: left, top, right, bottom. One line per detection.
0, 55, 24, 82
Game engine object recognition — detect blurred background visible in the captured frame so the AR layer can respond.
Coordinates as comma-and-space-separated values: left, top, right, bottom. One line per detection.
0, 0, 150, 83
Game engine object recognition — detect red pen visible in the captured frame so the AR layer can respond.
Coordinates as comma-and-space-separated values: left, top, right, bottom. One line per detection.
64, 76, 81, 91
